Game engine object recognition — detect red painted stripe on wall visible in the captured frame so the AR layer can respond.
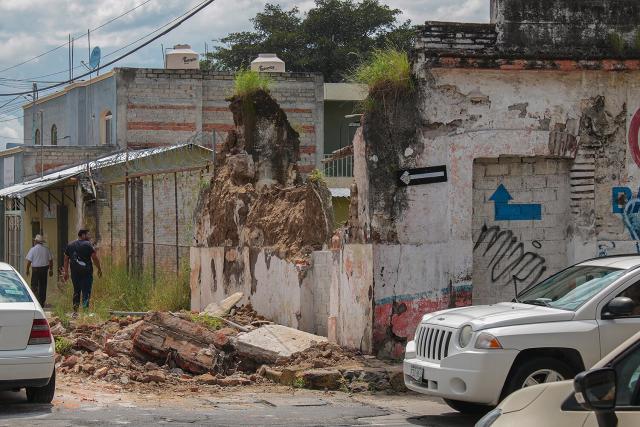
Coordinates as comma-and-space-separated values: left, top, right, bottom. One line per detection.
298, 165, 315, 173
127, 122, 196, 131
128, 104, 195, 110
299, 145, 316, 154
203, 106, 230, 112
203, 123, 235, 132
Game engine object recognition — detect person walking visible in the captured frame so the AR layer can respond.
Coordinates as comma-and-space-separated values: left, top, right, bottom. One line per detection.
63, 229, 102, 315
25, 234, 53, 307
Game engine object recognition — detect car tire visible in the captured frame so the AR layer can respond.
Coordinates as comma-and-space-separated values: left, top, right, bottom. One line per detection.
502, 357, 575, 399
26, 370, 56, 404
443, 398, 493, 414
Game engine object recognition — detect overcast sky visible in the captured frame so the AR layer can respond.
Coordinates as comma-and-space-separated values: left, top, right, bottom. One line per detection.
0, 0, 489, 144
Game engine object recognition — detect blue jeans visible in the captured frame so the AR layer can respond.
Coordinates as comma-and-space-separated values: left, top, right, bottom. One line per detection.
71, 273, 93, 311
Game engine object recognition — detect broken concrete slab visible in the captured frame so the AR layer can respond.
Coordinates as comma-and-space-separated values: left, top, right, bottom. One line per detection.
234, 324, 327, 364
204, 292, 244, 317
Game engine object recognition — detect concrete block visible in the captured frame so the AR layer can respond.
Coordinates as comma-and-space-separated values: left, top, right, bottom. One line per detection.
485, 163, 509, 176
533, 188, 557, 202
234, 324, 327, 364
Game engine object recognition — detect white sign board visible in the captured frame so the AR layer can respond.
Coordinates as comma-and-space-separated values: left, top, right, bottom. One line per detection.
3, 157, 14, 187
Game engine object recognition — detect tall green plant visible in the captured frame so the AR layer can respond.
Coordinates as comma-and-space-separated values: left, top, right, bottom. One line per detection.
350, 48, 411, 93
50, 258, 190, 322
233, 69, 272, 97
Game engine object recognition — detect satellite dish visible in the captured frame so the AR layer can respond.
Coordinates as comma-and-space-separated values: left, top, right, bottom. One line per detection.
89, 46, 101, 70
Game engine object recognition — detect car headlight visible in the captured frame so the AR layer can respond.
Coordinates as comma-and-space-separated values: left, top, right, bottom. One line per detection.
475, 408, 502, 427
475, 332, 503, 349
458, 325, 473, 348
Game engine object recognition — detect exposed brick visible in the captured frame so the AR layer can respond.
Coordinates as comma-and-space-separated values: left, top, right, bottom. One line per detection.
127, 122, 196, 131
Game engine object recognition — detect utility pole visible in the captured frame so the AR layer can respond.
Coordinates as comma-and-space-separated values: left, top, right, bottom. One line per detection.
68, 34, 72, 81
39, 110, 44, 177
31, 83, 37, 146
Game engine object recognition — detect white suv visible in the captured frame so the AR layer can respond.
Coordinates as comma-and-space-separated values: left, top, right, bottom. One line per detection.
404, 255, 640, 413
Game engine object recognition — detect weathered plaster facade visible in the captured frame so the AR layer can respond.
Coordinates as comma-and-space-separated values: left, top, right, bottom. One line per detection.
354, 0, 640, 358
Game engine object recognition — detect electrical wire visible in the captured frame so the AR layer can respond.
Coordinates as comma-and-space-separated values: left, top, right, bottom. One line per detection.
0, 0, 155, 76
0, 0, 215, 96
0, 0, 209, 85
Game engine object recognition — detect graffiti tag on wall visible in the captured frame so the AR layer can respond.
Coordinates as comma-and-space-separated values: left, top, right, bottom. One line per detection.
612, 187, 640, 241
473, 224, 547, 290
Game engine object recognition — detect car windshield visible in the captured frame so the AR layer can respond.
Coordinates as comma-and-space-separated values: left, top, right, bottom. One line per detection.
516, 265, 626, 311
0, 270, 32, 303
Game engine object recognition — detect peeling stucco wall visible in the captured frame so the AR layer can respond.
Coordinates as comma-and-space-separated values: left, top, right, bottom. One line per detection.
190, 244, 374, 352
356, 65, 640, 358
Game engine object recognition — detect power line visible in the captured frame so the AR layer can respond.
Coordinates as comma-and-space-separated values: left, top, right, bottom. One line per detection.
0, 0, 209, 85
0, 0, 216, 97
0, 0, 155, 76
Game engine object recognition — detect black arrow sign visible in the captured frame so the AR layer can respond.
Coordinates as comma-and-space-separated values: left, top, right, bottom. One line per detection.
397, 165, 447, 186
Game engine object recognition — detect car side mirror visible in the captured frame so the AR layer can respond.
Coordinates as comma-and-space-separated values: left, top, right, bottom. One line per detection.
602, 297, 635, 319
574, 368, 618, 427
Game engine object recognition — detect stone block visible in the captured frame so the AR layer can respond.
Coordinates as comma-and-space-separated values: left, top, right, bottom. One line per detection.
234, 324, 327, 364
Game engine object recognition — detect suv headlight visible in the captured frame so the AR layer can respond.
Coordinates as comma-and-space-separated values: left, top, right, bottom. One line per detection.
458, 325, 473, 348
475, 332, 503, 349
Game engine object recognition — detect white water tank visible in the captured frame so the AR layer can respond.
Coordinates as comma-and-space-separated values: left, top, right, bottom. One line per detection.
165, 44, 199, 70
250, 53, 285, 73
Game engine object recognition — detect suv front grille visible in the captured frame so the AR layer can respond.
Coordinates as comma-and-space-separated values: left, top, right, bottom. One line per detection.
415, 325, 452, 361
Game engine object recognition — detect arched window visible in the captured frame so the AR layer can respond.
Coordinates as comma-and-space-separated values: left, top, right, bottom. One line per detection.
51, 124, 57, 146
34, 129, 40, 145
101, 110, 113, 145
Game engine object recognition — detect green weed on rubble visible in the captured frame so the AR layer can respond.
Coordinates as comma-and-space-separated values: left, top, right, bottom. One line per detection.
54, 336, 73, 355
234, 69, 272, 97
190, 313, 223, 331
50, 258, 190, 324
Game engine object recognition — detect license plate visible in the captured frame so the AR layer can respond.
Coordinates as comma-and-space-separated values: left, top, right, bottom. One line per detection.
409, 365, 423, 382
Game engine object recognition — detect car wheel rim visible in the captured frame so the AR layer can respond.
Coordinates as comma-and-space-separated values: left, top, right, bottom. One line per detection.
522, 369, 565, 388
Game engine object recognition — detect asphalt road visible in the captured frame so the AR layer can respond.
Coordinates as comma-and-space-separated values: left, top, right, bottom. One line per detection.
0, 389, 481, 427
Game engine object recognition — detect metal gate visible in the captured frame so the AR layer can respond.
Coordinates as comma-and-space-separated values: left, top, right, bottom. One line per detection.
4, 200, 22, 271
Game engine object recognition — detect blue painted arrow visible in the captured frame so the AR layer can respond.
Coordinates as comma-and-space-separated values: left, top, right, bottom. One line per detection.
489, 184, 542, 221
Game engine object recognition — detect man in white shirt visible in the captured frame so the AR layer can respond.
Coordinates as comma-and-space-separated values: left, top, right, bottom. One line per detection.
26, 234, 53, 307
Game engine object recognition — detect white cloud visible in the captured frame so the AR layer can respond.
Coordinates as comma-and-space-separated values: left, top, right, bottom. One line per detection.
0, 0, 490, 143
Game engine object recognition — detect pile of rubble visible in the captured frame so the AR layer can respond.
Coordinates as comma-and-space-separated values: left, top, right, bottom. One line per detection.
51, 304, 404, 393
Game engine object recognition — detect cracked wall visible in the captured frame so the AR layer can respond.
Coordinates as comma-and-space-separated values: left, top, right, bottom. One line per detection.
360, 65, 640, 358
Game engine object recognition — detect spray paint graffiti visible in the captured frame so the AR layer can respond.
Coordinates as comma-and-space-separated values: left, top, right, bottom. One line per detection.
372, 284, 473, 359
611, 187, 640, 253
474, 224, 547, 290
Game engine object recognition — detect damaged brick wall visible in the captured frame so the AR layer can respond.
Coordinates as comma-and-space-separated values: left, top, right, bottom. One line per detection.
115, 68, 324, 174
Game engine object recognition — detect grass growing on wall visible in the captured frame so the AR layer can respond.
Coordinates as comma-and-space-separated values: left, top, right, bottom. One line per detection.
233, 69, 272, 97
350, 48, 411, 94
50, 258, 190, 322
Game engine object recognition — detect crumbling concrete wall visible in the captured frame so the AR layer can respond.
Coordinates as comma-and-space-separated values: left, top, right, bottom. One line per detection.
353, 50, 640, 357
190, 244, 374, 353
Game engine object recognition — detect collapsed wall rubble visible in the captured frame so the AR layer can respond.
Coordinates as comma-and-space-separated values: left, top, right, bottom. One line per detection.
51, 305, 405, 393
194, 89, 334, 263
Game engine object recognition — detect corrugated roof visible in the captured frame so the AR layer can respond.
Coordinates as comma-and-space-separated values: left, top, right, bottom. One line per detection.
329, 188, 351, 198
0, 144, 211, 199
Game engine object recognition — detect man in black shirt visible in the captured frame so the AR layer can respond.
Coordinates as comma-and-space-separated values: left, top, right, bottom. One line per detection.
63, 229, 102, 315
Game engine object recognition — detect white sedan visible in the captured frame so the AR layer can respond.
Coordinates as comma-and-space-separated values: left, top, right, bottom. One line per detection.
477, 330, 640, 427
0, 262, 55, 403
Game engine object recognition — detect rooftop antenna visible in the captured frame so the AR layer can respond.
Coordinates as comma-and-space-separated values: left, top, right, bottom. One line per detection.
512, 275, 520, 303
